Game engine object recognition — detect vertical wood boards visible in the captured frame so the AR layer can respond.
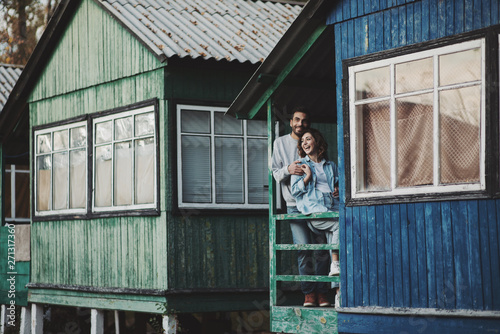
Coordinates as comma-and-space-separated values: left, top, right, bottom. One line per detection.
330, 0, 500, 312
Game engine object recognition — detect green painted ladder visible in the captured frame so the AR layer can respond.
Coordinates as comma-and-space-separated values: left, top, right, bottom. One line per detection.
267, 101, 340, 334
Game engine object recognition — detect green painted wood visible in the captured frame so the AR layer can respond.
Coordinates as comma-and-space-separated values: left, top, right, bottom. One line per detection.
28, 288, 165, 313
271, 306, 338, 334
29, 0, 162, 103
31, 215, 168, 290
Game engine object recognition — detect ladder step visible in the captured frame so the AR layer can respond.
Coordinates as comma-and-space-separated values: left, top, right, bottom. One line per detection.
276, 275, 340, 283
275, 244, 339, 251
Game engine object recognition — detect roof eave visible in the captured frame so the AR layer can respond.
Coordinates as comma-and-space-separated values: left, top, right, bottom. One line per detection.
226, 0, 333, 119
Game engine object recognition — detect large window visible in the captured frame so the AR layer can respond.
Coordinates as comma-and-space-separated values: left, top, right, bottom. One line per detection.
34, 122, 87, 215
93, 105, 157, 212
177, 105, 268, 209
349, 39, 485, 199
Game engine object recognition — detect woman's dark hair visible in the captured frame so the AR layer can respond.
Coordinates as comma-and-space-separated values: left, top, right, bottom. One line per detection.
297, 128, 328, 161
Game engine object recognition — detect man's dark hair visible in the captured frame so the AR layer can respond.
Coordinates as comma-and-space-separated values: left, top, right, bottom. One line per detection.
290, 106, 310, 119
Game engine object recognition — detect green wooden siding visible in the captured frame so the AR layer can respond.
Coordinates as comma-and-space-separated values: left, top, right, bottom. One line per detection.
29, 0, 162, 103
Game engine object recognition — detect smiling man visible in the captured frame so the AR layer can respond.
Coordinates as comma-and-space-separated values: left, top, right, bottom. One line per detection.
271, 106, 331, 307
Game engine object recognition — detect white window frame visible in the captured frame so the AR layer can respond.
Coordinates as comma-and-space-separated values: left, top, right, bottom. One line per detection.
92, 105, 157, 212
34, 121, 88, 216
349, 39, 486, 199
177, 104, 268, 209
5, 165, 30, 223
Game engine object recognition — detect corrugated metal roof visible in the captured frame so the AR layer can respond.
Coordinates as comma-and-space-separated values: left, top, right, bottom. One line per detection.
99, 0, 302, 63
0, 64, 23, 111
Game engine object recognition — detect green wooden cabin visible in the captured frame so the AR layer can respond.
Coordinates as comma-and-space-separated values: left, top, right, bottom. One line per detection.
0, 0, 303, 331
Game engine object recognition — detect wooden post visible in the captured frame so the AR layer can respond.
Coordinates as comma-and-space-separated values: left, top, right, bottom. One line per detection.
162, 314, 177, 334
0, 304, 5, 334
20, 306, 31, 334
91, 309, 104, 334
31, 304, 43, 334
114, 310, 120, 334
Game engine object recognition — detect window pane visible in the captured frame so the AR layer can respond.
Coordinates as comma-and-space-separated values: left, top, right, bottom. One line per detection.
396, 57, 433, 94
247, 120, 267, 136
54, 130, 68, 151
440, 48, 481, 86
440, 86, 480, 184
214, 112, 242, 135
181, 110, 210, 134
355, 66, 390, 100
70, 150, 86, 208
135, 138, 155, 204
15, 170, 30, 218
70, 126, 87, 148
396, 94, 433, 187
248, 138, 268, 204
357, 101, 391, 191
95, 121, 112, 144
115, 117, 133, 141
37, 134, 51, 154
182, 136, 211, 203
114, 142, 133, 206
37, 155, 51, 211
135, 112, 155, 137
95, 145, 112, 207
53, 152, 69, 210
215, 137, 244, 204
5, 170, 11, 218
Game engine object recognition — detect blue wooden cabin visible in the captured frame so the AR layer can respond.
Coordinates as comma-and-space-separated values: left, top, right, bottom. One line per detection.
0, 0, 302, 332
228, 0, 500, 332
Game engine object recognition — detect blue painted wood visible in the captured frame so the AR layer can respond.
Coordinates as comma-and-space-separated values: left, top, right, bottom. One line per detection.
433, 202, 444, 309
367, 206, 378, 306
352, 206, 362, 305
351, 0, 358, 20
354, 18, 362, 57
438, 0, 446, 38
453, 201, 473, 309
346, 206, 354, 306
429, 0, 438, 39
467, 200, 483, 309
441, 201, 455, 309
455, 0, 464, 34
391, 204, 403, 307
406, 203, 419, 308
376, 205, 387, 306
384, 205, 394, 307
375, 11, 384, 52
465, 0, 473, 31
406, 3, 414, 45
473, 0, 482, 30
492, 0, 499, 28
482, 0, 490, 27
493, 201, 500, 309
421, 0, 430, 41
445, 0, 454, 36
413, 1, 422, 44
360, 206, 369, 306
340, 205, 348, 308
399, 204, 410, 306
398, 6, 407, 47
368, 14, 376, 54
479, 200, 492, 310
338, 312, 500, 334
415, 202, 427, 307
391, 8, 399, 48
425, 203, 437, 308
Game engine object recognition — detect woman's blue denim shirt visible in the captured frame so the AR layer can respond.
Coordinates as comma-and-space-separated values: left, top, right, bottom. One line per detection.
291, 156, 339, 214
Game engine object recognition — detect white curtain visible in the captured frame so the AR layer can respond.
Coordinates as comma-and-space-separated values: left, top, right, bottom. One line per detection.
114, 142, 132, 206
135, 139, 155, 204
95, 146, 112, 207
53, 152, 69, 210
70, 150, 86, 208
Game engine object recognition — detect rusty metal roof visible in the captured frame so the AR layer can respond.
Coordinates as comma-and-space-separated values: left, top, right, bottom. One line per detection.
99, 0, 302, 63
0, 64, 22, 111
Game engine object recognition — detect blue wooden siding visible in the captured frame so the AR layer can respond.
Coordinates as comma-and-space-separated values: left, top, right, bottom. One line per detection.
328, 0, 500, 311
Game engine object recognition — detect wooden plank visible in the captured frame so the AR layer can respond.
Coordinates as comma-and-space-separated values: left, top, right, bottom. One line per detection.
367, 206, 378, 306
438, 0, 446, 38
445, 0, 454, 36
354, 18, 362, 57
425, 202, 437, 308
415, 202, 427, 307
391, 7, 399, 48
384, 205, 394, 307
441, 201, 455, 309
272, 306, 338, 334
492, 0, 499, 26
455, 0, 465, 34
473, 0, 482, 30
376, 205, 386, 306
360, 206, 369, 306
353, 206, 362, 306
493, 200, 500, 309
421, 0, 430, 41
406, 3, 414, 45
346, 206, 354, 306
429, 0, 438, 39
478, 200, 492, 309
383, 10, 392, 49
467, 200, 483, 309
433, 202, 445, 309
465, 0, 473, 31
391, 204, 403, 307
398, 6, 406, 47
453, 201, 472, 309
375, 11, 384, 52
367, 13, 376, 54
399, 204, 410, 306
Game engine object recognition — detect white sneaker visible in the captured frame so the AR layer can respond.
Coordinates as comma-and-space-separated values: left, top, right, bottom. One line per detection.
335, 292, 340, 308
329, 261, 340, 276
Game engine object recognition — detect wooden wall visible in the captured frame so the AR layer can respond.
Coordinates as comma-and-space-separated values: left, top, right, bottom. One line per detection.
327, 0, 500, 312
